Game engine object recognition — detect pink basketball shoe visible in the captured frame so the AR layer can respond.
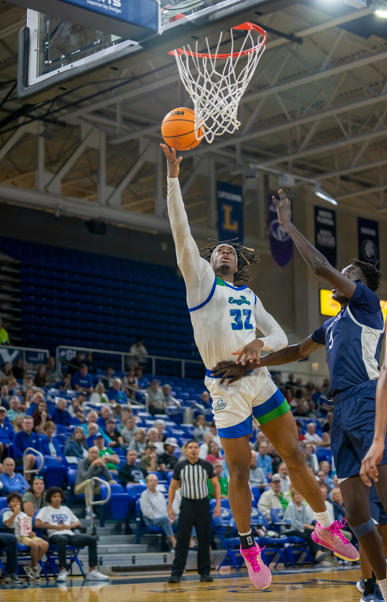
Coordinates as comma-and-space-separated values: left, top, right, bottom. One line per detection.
311, 519, 360, 561
240, 543, 271, 590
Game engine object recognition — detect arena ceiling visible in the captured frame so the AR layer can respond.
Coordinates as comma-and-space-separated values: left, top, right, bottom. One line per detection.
0, 0, 387, 246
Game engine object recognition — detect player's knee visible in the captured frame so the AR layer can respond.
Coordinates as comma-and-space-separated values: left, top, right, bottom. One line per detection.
349, 518, 375, 539
229, 463, 249, 483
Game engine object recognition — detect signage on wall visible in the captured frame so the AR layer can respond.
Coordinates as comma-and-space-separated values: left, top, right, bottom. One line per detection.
358, 217, 380, 270
217, 181, 244, 244
314, 206, 337, 267
268, 195, 293, 267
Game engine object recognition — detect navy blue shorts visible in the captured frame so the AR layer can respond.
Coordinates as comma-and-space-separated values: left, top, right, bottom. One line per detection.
369, 484, 387, 525
332, 380, 387, 480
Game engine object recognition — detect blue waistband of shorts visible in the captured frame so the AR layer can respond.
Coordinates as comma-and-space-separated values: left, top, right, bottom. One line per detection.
333, 379, 377, 404
205, 368, 254, 379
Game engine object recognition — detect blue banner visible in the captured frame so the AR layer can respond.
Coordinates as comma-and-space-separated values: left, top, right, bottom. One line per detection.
314, 206, 337, 267
268, 195, 293, 267
217, 182, 244, 244
60, 0, 159, 29
358, 217, 380, 269
0, 348, 48, 364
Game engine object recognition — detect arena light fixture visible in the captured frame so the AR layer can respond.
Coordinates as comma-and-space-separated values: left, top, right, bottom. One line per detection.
313, 185, 337, 205
371, 0, 387, 17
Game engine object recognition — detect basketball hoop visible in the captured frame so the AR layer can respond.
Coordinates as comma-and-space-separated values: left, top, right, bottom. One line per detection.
169, 22, 267, 144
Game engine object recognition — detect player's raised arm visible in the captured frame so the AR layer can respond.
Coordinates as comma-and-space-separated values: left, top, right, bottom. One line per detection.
273, 190, 357, 299
361, 320, 387, 486
161, 144, 214, 309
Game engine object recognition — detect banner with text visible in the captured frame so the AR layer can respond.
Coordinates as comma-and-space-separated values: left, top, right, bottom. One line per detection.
314, 206, 337, 267
217, 182, 244, 244
358, 217, 380, 269
268, 195, 293, 267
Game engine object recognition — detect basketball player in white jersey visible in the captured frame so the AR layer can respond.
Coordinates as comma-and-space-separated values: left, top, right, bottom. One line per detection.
161, 145, 358, 589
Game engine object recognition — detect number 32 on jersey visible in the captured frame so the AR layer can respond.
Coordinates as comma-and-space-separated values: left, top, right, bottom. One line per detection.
230, 309, 254, 330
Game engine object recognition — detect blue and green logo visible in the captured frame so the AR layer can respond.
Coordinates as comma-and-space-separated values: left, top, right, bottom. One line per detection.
228, 296, 250, 306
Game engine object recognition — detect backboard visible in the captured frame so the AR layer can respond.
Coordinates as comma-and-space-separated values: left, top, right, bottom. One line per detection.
17, 0, 291, 102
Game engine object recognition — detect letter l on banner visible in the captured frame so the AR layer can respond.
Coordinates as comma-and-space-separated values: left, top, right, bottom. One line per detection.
217, 182, 244, 243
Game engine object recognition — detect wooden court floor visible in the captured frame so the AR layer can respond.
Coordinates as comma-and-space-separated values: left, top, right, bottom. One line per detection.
0, 568, 364, 602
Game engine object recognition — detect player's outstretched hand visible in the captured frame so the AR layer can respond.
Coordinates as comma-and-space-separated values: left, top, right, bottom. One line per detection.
232, 339, 264, 366
210, 361, 249, 385
272, 189, 292, 227
160, 143, 182, 178
360, 440, 385, 486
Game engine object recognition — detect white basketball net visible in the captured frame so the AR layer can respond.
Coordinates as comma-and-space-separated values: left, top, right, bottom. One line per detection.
171, 24, 266, 144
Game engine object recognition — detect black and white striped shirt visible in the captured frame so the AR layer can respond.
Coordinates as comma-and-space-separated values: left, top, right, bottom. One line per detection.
173, 458, 215, 499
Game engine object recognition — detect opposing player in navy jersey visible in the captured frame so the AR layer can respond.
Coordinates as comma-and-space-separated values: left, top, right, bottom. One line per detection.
212, 190, 387, 602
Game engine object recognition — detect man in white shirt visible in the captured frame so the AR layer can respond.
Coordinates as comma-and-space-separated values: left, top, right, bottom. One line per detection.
249, 451, 266, 491
198, 432, 213, 460
140, 474, 176, 548
35, 486, 109, 582
278, 463, 291, 494
303, 423, 322, 446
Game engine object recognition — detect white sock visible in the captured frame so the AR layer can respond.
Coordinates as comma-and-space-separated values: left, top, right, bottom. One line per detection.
314, 510, 332, 528
378, 578, 387, 602
238, 530, 252, 536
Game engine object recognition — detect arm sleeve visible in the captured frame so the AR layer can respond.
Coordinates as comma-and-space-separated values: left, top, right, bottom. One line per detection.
349, 281, 384, 328
167, 178, 215, 309
311, 321, 330, 346
172, 462, 182, 481
254, 297, 288, 352
68, 509, 79, 523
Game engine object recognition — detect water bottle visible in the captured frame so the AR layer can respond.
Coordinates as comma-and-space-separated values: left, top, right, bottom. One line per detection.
285, 517, 291, 530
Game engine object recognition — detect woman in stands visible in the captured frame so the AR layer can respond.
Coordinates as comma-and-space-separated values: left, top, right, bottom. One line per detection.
56, 374, 72, 391
154, 419, 167, 443
193, 415, 209, 443
122, 368, 139, 399
12, 414, 24, 433
206, 441, 222, 464
129, 428, 147, 456
64, 427, 89, 459
33, 365, 49, 388
23, 387, 34, 406
331, 488, 346, 522
89, 382, 109, 405
68, 397, 85, 423
0, 362, 13, 384
22, 475, 48, 517
32, 401, 52, 435
39, 421, 62, 461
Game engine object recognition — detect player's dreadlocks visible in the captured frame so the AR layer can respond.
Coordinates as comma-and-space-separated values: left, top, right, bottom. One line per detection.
199, 238, 260, 283
350, 258, 382, 292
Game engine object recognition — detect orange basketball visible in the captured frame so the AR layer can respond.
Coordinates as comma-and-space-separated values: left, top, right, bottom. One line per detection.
161, 107, 204, 151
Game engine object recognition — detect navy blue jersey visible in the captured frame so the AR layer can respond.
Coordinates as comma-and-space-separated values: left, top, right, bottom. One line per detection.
311, 281, 384, 397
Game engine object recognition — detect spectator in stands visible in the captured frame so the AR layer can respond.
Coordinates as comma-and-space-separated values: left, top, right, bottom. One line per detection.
45, 357, 62, 384
39, 422, 62, 460
118, 449, 147, 487
89, 382, 109, 405
258, 474, 288, 520
13, 414, 24, 433
72, 364, 94, 394
97, 406, 111, 431
94, 434, 120, 473
278, 463, 291, 493
296, 421, 305, 442
161, 384, 172, 405
282, 490, 328, 566
33, 365, 49, 388
122, 368, 138, 399
64, 427, 89, 459
303, 442, 319, 473
120, 416, 138, 444
67, 351, 84, 376
257, 441, 273, 478
321, 378, 330, 395
21, 375, 34, 394
22, 476, 48, 516
139, 443, 160, 472
23, 387, 34, 405
104, 419, 125, 449
208, 460, 228, 499
35, 486, 108, 581
12, 358, 24, 381
84, 352, 97, 375
0, 384, 10, 409
0, 458, 29, 495
209, 423, 222, 449
107, 379, 128, 405
266, 443, 282, 474
82, 411, 111, 445
7, 396, 24, 422
0, 530, 21, 583
206, 441, 221, 464
249, 451, 266, 491
0, 318, 10, 346
68, 397, 85, 423
74, 447, 116, 518
317, 470, 332, 494
86, 423, 100, 447
303, 422, 322, 446
3, 491, 49, 581
128, 337, 148, 367
102, 366, 115, 390
158, 438, 179, 471
199, 391, 211, 409
147, 427, 164, 455
293, 390, 310, 417
319, 460, 334, 488
254, 431, 268, 451
51, 398, 71, 427
198, 432, 213, 459
13, 416, 38, 477
56, 374, 72, 391
154, 419, 167, 443
146, 380, 165, 416
193, 415, 209, 443
32, 400, 52, 435
331, 487, 346, 522
0, 406, 14, 461
0, 362, 13, 383
140, 474, 176, 548
129, 428, 147, 455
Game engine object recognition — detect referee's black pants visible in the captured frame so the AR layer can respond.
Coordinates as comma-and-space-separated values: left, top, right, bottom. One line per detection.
171, 497, 211, 577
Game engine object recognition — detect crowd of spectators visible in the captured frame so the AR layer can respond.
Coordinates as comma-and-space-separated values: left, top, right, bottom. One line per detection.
0, 351, 347, 579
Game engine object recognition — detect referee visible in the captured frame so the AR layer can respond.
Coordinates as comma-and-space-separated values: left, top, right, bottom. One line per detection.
168, 440, 221, 583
